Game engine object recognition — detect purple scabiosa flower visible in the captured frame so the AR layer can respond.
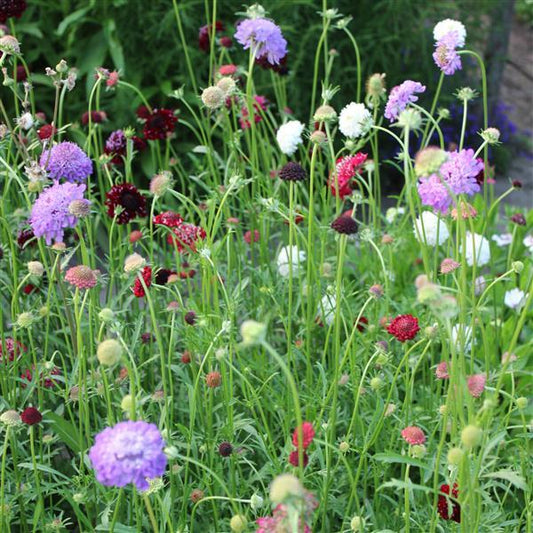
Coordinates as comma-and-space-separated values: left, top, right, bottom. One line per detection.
417, 174, 452, 213
40, 141, 93, 183
105, 129, 126, 153
433, 32, 462, 75
234, 18, 287, 65
88, 420, 167, 491
30, 182, 86, 244
384, 80, 426, 121
439, 149, 483, 196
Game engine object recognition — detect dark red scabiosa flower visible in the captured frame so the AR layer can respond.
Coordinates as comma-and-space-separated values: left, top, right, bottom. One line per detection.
206, 371, 221, 388
153, 211, 183, 228
17, 228, 36, 248
15, 64, 27, 82
387, 314, 420, 342
220, 36, 232, 48
218, 441, 233, 457
329, 153, 368, 198
292, 421, 315, 449
198, 21, 224, 52
256, 53, 289, 75
105, 183, 147, 224
355, 316, 368, 332
0, 0, 27, 23
142, 108, 177, 141
279, 162, 306, 182
20, 406, 42, 425
154, 268, 175, 285
512, 180, 523, 189
153, 211, 206, 252
37, 124, 57, 141
21, 365, 60, 389
22, 283, 37, 294
181, 350, 191, 364
184, 311, 196, 325
104, 130, 146, 165
437, 483, 460, 523
132, 266, 152, 298
473, 157, 485, 186
141, 332, 153, 344
510, 213, 526, 226
288, 450, 309, 467
331, 215, 358, 235
81, 110, 107, 126
0, 337, 26, 362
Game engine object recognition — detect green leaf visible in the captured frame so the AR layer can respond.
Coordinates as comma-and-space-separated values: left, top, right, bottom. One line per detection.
104, 19, 125, 73
18, 462, 71, 481
373, 452, 429, 470
56, 7, 91, 36
483, 470, 528, 491
379, 478, 433, 494
45, 412, 82, 454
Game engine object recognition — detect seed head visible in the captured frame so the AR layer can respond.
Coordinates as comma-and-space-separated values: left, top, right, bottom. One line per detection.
461, 425, 482, 448
201, 86, 225, 109
27, 261, 44, 277
96, 339, 122, 366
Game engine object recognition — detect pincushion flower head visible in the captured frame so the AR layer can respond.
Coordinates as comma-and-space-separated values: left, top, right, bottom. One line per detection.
437, 483, 461, 522
40, 141, 93, 183
276, 120, 304, 156
65, 265, 98, 290
387, 314, 420, 342
384, 80, 425, 121
31, 181, 86, 245
413, 211, 449, 246
88, 420, 167, 491
0, 337, 26, 362
460, 232, 490, 267
504, 288, 526, 310
433, 19, 466, 47
467, 373, 486, 398
142, 108, 177, 141
329, 153, 367, 198
105, 183, 147, 224
401, 426, 426, 445
292, 421, 315, 449
433, 32, 462, 75
234, 18, 287, 65
276, 245, 306, 277
338, 102, 373, 138
0, 0, 27, 23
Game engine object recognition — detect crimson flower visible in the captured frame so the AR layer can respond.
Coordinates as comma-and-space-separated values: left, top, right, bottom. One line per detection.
21, 406, 42, 425
437, 483, 460, 523
105, 183, 147, 224
288, 450, 308, 467
329, 153, 367, 198
387, 314, 420, 342
132, 266, 152, 298
142, 109, 177, 141
292, 421, 315, 449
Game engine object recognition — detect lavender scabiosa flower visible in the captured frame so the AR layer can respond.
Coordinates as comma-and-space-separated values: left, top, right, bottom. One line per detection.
88, 421, 167, 491
30, 181, 86, 244
433, 19, 466, 47
40, 141, 93, 183
417, 174, 452, 213
384, 80, 426, 121
105, 129, 126, 153
439, 149, 483, 196
234, 18, 287, 65
433, 32, 462, 75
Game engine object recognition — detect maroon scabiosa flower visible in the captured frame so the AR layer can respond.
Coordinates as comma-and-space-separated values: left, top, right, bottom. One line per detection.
331, 215, 358, 235
288, 450, 309, 467
20, 406, 42, 425
81, 110, 107, 126
0, 0, 27, 23
0, 337, 26, 362
198, 21, 224, 52
37, 124, 57, 141
105, 183, 147, 224
510, 213, 526, 226
132, 266, 152, 298
279, 162, 306, 182
387, 314, 420, 342
154, 268, 175, 285
437, 483, 460, 523
292, 422, 315, 450
401, 426, 426, 445
184, 311, 196, 325
142, 108, 177, 141
218, 441, 233, 457
17, 228, 36, 248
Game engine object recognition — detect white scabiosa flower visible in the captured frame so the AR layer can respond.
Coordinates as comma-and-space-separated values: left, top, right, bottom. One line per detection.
474, 275, 486, 296
17, 112, 34, 131
385, 207, 405, 223
433, 19, 467, 47
276, 120, 305, 156
413, 211, 449, 246
504, 288, 526, 310
338, 102, 373, 138
318, 292, 336, 326
491, 233, 513, 247
523, 234, 533, 254
451, 324, 473, 353
277, 245, 306, 277
461, 232, 490, 267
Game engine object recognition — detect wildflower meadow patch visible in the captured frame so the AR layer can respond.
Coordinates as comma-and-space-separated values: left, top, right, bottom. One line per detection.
0, 2, 531, 532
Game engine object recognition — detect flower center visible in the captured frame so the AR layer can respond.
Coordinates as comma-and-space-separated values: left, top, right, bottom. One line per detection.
120, 191, 140, 211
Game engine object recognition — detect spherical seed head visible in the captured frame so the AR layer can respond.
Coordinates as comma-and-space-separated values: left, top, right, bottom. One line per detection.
269, 473, 303, 505
201, 86, 225, 109
414, 146, 448, 177
461, 425, 482, 448
240, 319, 267, 346
366, 72, 386, 99
401, 426, 426, 445
313, 104, 337, 122
68, 199, 91, 217
149, 170, 173, 197
230, 514, 247, 532
0, 410, 21, 427
0, 35, 20, 54
27, 261, 44, 277
310, 129, 327, 145
190, 489, 204, 503
440, 258, 460, 274
279, 161, 306, 182
410, 444, 427, 458
216, 76, 236, 96
350, 516, 364, 532
516, 397, 528, 409
396, 108, 422, 130
370, 377, 383, 390
481, 127, 500, 144
65, 265, 97, 289
124, 253, 146, 273
20, 406, 42, 425
96, 339, 122, 366
447, 447, 464, 465
339, 441, 350, 453
120, 394, 133, 412
218, 441, 233, 457
16, 312, 33, 328
98, 308, 115, 323
331, 215, 358, 235
206, 371, 221, 388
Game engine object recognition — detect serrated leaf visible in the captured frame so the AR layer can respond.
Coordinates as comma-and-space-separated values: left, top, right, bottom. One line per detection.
483, 470, 527, 491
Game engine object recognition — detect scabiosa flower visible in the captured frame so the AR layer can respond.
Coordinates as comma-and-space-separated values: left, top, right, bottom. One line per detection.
103, 129, 146, 164
440, 258, 460, 275
169, 222, 206, 253
433, 19, 466, 47
331, 215, 358, 235
387, 314, 420, 342
234, 18, 287, 65
510, 213, 526, 226
243, 229, 260, 244
20, 406, 42, 425
198, 21, 224, 52
504, 288, 526, 310
460, 232, 490, 267
401, 426, 426, 445
105, 183, 147, 224
218, 441, 233, 457
276, 120, 304, 155
467, 373, 486, 398
206, 371, 222, 388
239, 95, 268, 129
433, 32, 462, 75
65, 265, 98, 290
413, 211, 449, 246
338, 102, 373, 138
0, 0, 27, 22
329, 153, 367, 198
37, 124, 57, 141
88, 420, 167, 491
279, 161, 306, 182
439, 149, 483, 196
288, 450, 309, 467
142, 108, 177, 141
435, 361, 450, 379
81, 110, 107, 126
184, 311, 196, 325
437, 483, 461, 523
132, 266, 152, 298
292, 422, 315, 449
384, 80, 426, 121
40, 141, 93, 183
0, 337, 26, 362
31, 182, 86, 245
277, 245, 306, 277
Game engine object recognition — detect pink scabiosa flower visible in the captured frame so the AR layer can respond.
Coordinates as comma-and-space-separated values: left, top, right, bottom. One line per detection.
234, 18, 287, 65
384, 80, 426, 121
142, 108, 177, 141
387, 314, 420, 342
329, 153, 367, 198
40, 141, 93, 183
132, 266, 152, 298
219, 64, 237, 76
105, 183, 147, 224
65, 265, 98, 290
467, 374, 486, 398
240, 95, 269, 129
401, 426, 426, 445
88, 420, 167, 491
433, 32, 462, 75
244, 229, 260, 244
440, 258, 460, 274
0, 337, 26, 362
435, 361, 450, 379
292, 421, 315, 449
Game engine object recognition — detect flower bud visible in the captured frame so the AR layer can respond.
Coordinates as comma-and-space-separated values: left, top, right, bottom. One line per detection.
230, 515, 247, 532
461, 424, 482, 448
350, 516, 364, 532
98, 308, 115, 323
447, 447, 464, 465
313, 104, 337, 122
481, 127, 501, 144
96, 339, 122, 366
240, 320, 266, 346
0, 35, 20, 54
120, 394, 133, 412
27, 261, 44, 277
512, 261, 524, 274
269, 474, 303, 505
339, 441, 350, 453
150, 171, 173, 197
516, 397, 528, 410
